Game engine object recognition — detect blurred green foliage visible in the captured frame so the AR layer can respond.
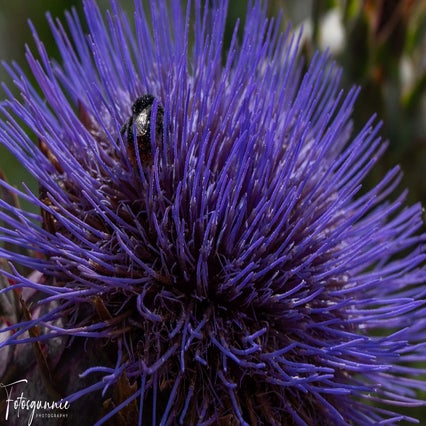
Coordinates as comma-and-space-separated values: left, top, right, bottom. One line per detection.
0, 0, 82, 211
273, 0, 426, 206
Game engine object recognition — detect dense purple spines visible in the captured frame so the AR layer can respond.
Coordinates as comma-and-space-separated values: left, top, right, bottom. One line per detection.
0, 1, 426, 424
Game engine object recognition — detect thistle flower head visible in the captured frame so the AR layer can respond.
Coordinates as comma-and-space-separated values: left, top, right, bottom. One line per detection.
1, 1, 426, 424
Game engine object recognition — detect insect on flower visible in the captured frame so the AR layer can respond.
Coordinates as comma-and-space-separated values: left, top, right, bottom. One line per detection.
120, 95, 164, 168
0, 0, 426, 425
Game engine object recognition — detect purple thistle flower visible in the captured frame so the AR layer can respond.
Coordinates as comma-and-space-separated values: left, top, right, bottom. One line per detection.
1, 0, 426, 424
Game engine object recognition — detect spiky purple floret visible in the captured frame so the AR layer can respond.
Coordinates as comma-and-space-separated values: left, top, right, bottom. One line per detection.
1, 0, 426, 424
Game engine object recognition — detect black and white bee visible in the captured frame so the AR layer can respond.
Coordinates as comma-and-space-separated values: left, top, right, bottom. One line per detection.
121, 94, 164, 168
